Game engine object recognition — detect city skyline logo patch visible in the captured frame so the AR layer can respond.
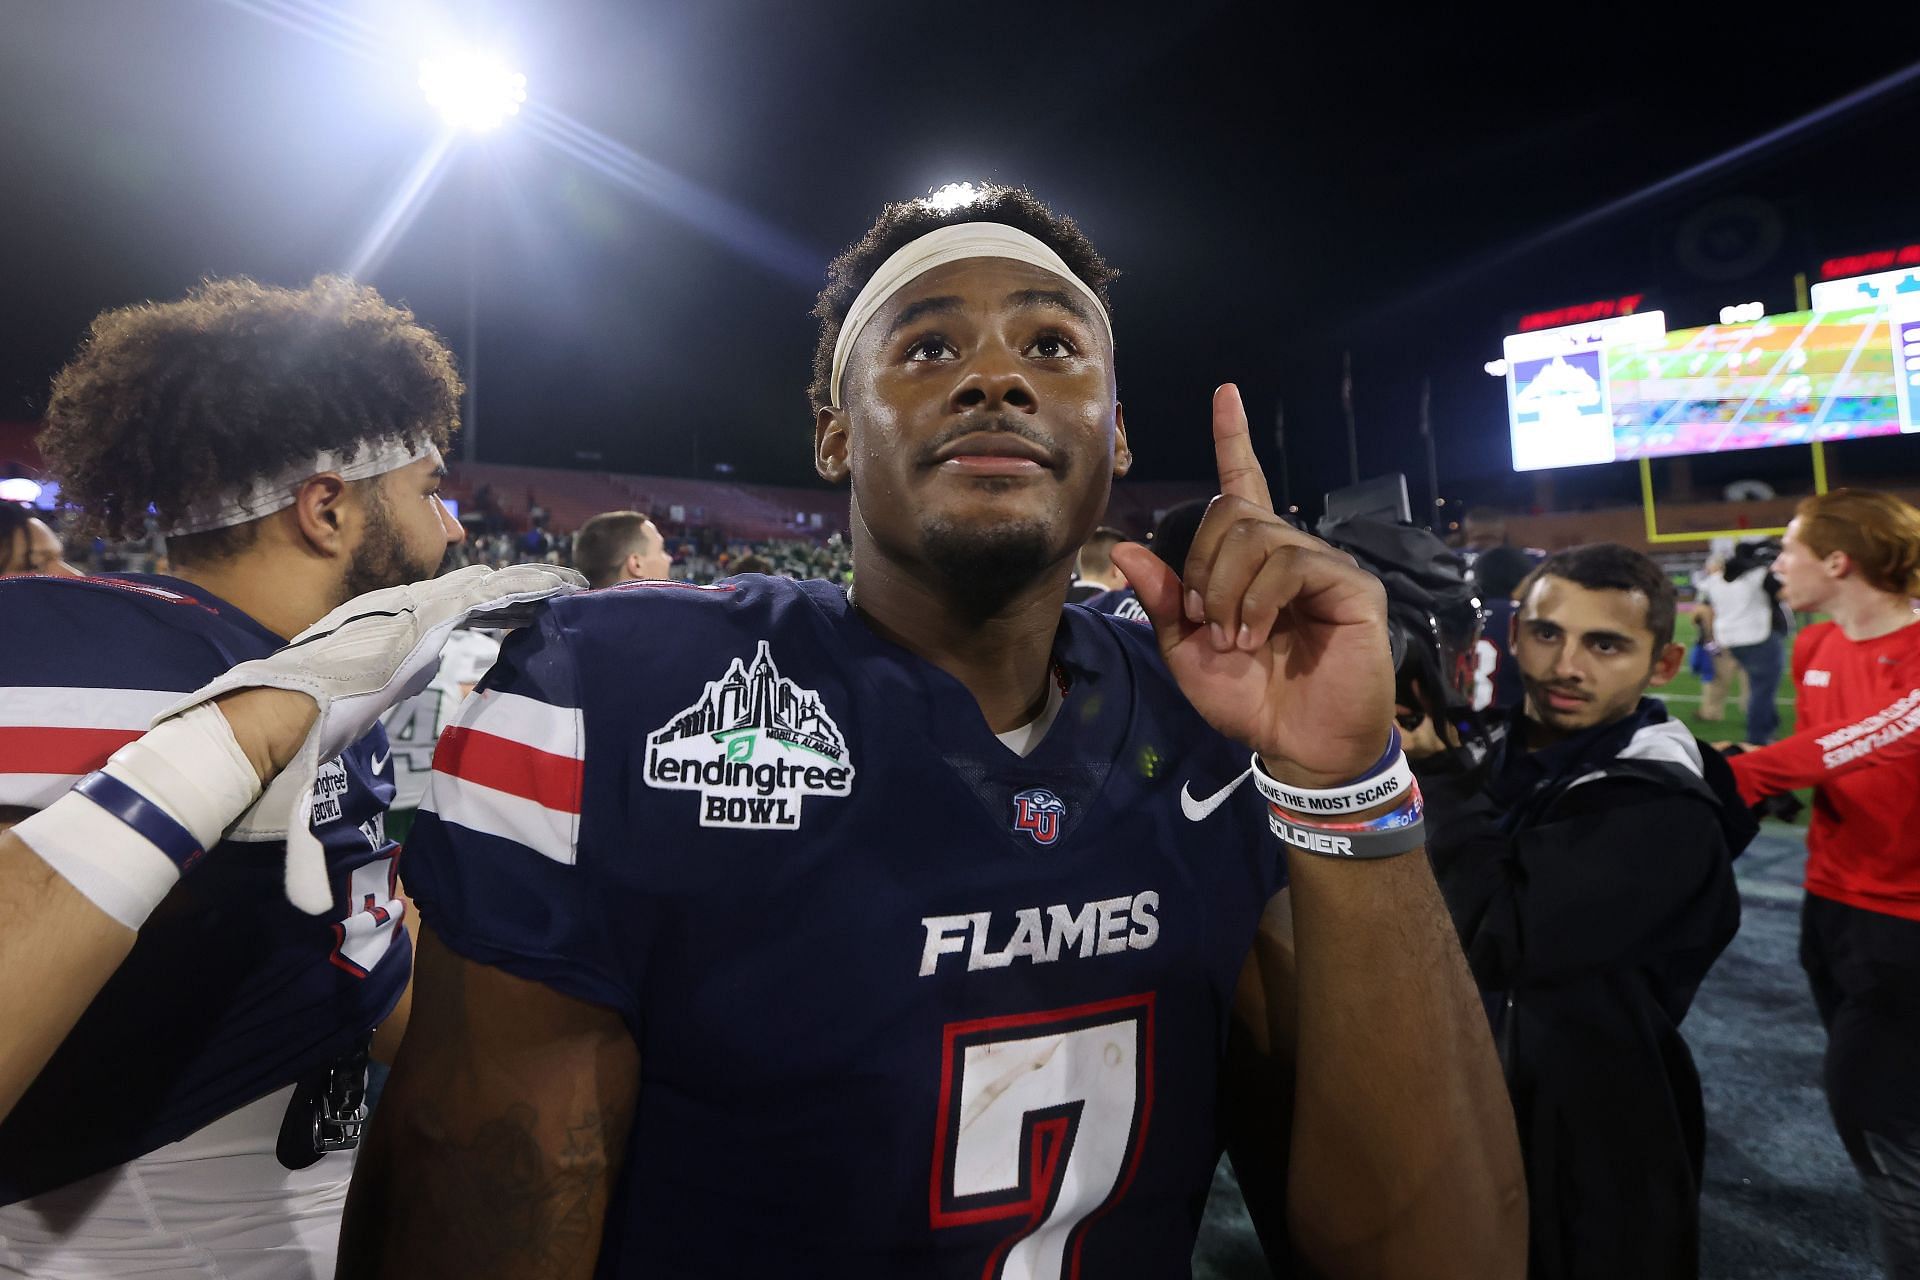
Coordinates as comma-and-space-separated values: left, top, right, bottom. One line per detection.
644, 641, 853, 829
1012, 787, 1066, 845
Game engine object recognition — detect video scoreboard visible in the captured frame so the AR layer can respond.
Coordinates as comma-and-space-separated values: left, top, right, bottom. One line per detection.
1502, 266, 1920, 471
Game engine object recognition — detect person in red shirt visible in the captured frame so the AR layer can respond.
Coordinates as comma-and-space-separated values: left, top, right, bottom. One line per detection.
1728, 488, 1920, 1277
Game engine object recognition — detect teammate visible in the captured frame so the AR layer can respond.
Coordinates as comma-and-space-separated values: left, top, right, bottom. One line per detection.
1727, 489, 1920, 1277
1410, 544, 1750, 1279
1466, 544, 1534, 712
341, 185, 1523, 1277
379, 625, 502, 842
1065, 524, 1128, 602
572, 509, 674, 588
0, 277, 466, 1275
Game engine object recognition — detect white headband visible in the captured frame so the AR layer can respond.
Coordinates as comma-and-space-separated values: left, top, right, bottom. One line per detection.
828, 221, 1112, 409
160, 437, 436, 538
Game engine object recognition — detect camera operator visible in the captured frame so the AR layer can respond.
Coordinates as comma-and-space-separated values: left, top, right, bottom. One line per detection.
1697, 539, 1788, 742
1333, 527, 1754, 1280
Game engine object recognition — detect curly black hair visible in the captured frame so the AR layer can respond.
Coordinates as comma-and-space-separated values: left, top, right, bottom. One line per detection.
41, 276, 462, 560
809, 184, 1117, 414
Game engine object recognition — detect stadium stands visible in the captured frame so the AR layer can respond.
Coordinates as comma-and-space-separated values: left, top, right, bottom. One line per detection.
440, 460, 1215, 546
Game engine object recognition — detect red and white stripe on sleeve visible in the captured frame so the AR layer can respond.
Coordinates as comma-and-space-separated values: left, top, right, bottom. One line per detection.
0, 686, 181, 810
419, 688, 585, 865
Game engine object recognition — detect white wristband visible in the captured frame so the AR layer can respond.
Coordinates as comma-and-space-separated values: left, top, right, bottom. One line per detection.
11, 705, 264, 931
1249, 749, 1414, 817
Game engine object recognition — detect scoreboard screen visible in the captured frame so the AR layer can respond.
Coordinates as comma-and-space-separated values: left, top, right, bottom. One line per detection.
1505, 267, 1920, 471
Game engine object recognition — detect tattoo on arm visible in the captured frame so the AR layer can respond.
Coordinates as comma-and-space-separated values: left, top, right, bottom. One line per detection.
341, 927, 640, 1280
393, 1099, 633, 1278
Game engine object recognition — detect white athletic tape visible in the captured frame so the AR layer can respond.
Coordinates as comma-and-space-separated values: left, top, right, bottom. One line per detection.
11, 705, 264, 930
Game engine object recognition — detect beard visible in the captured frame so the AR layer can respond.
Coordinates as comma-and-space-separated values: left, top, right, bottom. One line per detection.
341, 489, 438, 601
920, 514, 1060, 618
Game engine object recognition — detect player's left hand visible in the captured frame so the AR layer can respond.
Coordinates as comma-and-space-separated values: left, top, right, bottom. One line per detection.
1113, 385, 1393, 787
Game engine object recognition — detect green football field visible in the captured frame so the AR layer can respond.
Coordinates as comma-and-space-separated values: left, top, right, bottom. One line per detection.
1651, 659, 1797, 745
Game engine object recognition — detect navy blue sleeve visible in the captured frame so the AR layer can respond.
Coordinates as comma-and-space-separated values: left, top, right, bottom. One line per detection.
402, 606, 638, 1022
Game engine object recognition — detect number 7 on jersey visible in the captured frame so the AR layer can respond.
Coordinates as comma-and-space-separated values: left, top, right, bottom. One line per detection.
930, 993, 1155, 1280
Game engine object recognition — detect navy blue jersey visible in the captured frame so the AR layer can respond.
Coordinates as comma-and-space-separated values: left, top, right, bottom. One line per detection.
1473, 597, 1524, 712
0, 574, 409, 1202
1080, 585, 1148, 624
404, 574, 1286, 1276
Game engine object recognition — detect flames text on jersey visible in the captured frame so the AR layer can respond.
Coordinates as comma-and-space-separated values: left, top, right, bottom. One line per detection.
919, 890, 1160, 976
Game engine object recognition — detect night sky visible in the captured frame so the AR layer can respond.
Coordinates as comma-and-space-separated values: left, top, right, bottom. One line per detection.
1, 1, 1915, 515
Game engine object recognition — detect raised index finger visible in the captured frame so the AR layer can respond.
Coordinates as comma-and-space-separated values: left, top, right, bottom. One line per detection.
1212, 383, 1273, 512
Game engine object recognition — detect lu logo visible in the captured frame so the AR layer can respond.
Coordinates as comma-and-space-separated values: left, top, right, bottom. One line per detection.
1012, 787, 1066, 845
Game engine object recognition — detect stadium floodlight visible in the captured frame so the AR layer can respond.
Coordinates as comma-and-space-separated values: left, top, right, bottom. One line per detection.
419, 50, 527, 132
1483, 359, 1509, 377
923, 182, 985, 214
1719, 301, 1765, 325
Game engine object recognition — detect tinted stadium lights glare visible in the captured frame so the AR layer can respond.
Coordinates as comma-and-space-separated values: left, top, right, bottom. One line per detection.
1719, 301, 1766, 325
1484, 359, 1509, 377
419, 51, 527, 132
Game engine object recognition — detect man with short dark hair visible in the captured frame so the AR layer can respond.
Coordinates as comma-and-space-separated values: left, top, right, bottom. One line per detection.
1412, 542, 1753, 1280
0, 276, 468, 1272
573, 509, 672, 588
344, 183, 1522, 1278
1067, 524, 1128, 602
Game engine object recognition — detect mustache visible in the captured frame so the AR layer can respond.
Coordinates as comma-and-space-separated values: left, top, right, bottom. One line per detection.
918, 414, 1064, 469
1538, 683, 1589, 700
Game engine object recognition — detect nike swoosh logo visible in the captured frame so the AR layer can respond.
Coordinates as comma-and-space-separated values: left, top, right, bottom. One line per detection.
1180, 769, 1251, 822
370, 749, 391, 774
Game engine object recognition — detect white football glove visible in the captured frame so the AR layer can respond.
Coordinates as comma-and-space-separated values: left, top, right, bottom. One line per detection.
155, 562, 584, 914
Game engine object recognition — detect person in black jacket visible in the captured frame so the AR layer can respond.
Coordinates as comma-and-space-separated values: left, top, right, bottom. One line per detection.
1405, 543, 1755, 1280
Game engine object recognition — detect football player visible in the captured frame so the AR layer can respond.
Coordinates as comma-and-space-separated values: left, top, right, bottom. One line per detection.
0, 277, 468, 1274
342, 186, 1525, 1277
380, 625, 503, 843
